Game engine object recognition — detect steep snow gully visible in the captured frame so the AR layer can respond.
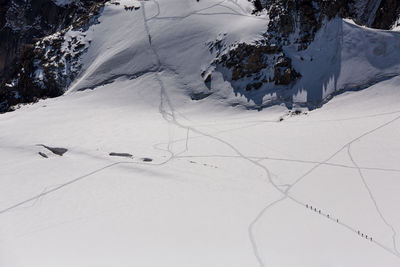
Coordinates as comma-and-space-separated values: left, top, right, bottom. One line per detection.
1, 1, 400, 266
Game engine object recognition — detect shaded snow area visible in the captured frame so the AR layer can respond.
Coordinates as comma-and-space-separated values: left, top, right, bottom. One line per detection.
1, 1, 400, 267
287, 18, 400, 105
51, 0, 73, 6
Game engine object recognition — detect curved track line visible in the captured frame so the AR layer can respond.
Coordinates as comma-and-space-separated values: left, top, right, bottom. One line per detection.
348, 145, 399, 255
141, 2, 400, 265
1, 2, 399, 266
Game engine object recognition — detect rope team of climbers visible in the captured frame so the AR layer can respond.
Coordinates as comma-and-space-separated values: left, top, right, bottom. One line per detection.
306, 204, 373, 242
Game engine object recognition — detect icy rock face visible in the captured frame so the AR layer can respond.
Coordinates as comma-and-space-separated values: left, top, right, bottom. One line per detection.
351, 0, 383, 27
255, 0, 400, 30
213, 0, 400, 100
213, 0, 347, 96
371, 0, 400, 29
0, 0, 104, 112
347, 0, 400, 29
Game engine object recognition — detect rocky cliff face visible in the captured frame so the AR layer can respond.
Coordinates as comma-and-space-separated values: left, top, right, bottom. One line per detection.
371, 0, 400, 29
207, 0, 400, 107
0, 0, 104, 112
255, 0, 400, 30
210, 0, 350, 100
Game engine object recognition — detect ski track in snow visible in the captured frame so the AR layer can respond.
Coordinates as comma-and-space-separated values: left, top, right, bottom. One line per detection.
348, 145, 400, 255
0, 158, 177, 216
287, 115, 400, 192
140, 1, 400, 265
0, 1, 400, 266
148, 0, 267, 22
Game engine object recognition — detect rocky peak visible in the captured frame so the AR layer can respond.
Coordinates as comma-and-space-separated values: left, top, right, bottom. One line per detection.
205, 0, 400, 108
0, 0, 104, 112
255, 0, 400, 30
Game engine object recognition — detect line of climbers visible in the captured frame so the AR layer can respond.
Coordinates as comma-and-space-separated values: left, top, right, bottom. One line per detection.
305, 204, 373, 242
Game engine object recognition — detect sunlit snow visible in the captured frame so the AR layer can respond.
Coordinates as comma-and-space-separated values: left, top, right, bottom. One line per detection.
1, 1, 400, 266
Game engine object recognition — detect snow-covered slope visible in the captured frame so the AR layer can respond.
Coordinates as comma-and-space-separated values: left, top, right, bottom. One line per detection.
288, 18, 400, 105
67, 0, 400, 108
1, 1, 400, 267
68, 0, 266, 103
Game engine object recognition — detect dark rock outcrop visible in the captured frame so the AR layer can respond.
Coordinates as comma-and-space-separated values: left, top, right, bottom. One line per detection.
273, 56, 301, 85
38, 144, 68, 156
109, 152, 134, 158
255, 0, 400, 30
0, 0, 105, 112
372, 0, 400, 29
212, 0, 400, 96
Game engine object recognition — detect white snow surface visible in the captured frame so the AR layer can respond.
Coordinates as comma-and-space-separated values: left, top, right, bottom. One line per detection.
1, 1, 400, 267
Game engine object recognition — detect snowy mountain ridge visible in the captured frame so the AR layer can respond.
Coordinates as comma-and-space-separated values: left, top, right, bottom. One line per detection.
62, 0, 400, 110
1, 0, 400, 111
